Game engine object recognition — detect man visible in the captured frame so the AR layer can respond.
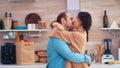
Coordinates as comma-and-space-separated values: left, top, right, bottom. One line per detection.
47, 12, 91, 68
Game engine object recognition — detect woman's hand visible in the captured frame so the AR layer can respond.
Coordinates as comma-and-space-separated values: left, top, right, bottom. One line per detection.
52, 22, 64, 30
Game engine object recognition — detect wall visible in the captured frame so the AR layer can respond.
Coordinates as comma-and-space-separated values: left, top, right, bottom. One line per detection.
81, 0, 120, 59
0, 0, 66, 51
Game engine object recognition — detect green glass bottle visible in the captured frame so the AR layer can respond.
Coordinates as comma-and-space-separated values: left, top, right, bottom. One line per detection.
103, 10, 109, 28
0, 19, 4, 29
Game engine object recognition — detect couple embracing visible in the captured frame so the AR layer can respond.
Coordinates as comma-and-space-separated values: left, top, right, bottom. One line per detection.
47, 11, 92, 68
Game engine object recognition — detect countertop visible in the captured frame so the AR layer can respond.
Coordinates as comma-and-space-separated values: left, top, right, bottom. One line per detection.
0, 63, 47, 68
91, 63, 120, 68
0, 63, 120, 68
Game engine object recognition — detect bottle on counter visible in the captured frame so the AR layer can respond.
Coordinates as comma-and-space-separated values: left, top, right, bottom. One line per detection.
103, 10, 109, 28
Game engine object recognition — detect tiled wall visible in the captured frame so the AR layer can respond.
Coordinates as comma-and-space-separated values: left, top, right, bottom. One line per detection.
0, 0, 120, 59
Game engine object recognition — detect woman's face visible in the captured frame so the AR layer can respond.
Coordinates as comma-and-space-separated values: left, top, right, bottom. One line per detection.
73, 17, 82, 28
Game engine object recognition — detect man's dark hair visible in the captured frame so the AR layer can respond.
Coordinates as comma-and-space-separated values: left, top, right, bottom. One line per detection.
78, 12, 92, 41
56, 12, 67, 24
50, 12, 67, 28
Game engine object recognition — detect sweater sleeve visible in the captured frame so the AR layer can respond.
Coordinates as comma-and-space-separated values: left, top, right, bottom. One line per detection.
52, 38, 91, 64
51, 29, 84, 53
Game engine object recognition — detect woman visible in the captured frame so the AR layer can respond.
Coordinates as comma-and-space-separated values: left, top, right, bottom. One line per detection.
50, 12, 92, 68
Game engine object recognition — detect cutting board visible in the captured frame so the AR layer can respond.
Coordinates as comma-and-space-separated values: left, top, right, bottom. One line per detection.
25, 13, 41, 26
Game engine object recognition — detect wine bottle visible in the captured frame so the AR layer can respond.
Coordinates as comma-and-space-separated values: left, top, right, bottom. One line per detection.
9, 13, 12, 29
0, 19, 4, 29
4, 12, 9, 30
103, 10, 109, 28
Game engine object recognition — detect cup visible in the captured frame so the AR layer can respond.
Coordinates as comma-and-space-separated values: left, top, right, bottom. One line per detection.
27, 24, 36, 30
38, 21, 46, 29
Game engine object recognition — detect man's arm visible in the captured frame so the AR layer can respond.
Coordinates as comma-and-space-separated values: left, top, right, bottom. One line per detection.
51, 38, 91, 64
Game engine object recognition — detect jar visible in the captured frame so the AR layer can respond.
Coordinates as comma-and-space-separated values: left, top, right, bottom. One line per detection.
38, 21, 46, 29
12, 20, 18, 29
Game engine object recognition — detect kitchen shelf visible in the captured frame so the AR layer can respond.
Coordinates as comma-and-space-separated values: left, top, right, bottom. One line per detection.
0, 29, 47, 32
0, 29, 48, 39
101, 28, 120, 37
101, 28, 120, 31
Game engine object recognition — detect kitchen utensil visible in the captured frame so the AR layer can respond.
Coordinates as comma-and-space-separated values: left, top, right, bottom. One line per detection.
96, 44, 104, 63
104, 39, 112, 54
3, 35, 9, 39
38, 21, 46, 29
27, 24, 36, 30
102, 39, 114, 64
8, 32, 15, 39
25, 13, 41, 26
15, 26, 27, 30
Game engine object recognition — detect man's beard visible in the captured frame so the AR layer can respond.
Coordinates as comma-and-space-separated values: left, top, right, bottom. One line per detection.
67, 25, 74, 31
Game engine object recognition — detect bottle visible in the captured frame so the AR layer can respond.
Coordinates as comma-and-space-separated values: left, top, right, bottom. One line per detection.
9, 13, 12, 29
0, 19, 4, 29
103, 10, 109, 28
20, 34, 24, 42
11, 20, 18, 29
15, 32, 19, 42
4, 12, 9, 30
4, 12, 12, 30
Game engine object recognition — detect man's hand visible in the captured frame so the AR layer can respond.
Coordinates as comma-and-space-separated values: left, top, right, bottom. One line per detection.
84, 55, 91, 64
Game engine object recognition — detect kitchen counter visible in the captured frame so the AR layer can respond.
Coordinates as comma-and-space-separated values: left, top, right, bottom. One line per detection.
0, 63, 47, 68
0, 63, 120, 68
91, 63, 120, 68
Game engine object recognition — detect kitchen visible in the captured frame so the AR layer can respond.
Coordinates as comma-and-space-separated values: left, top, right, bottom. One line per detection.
0, 0, 120, 68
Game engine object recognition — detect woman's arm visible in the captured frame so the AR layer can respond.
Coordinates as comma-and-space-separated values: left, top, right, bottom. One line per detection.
51, 22, 82, 46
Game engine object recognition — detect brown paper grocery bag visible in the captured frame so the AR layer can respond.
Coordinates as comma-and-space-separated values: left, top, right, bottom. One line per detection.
16, 42, 35, 65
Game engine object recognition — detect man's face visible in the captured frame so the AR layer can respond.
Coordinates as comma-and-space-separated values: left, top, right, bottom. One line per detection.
64, 13, 73, 30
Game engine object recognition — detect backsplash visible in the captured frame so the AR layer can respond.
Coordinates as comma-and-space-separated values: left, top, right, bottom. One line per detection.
81, 0, 120, 60
0, 0, 66, 50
